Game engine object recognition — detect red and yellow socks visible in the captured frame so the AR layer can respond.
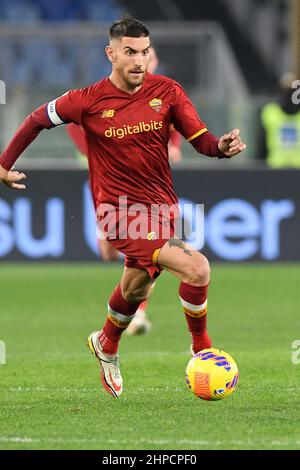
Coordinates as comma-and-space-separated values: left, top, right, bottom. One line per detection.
179, 281, 212, 353
99, 284, 141, 355
99, 280, 211, 356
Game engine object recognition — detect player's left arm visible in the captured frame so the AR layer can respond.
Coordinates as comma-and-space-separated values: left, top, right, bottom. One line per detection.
171, 83, 246, 159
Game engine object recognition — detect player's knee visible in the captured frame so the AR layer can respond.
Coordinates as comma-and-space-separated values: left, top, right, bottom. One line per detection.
184, 255, 210, 286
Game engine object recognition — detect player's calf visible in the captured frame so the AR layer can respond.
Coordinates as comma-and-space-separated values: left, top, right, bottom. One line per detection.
99, 283, 142, 355
179, 281, 212, 354
120, 267, 153, 304
156, 240, 212, 353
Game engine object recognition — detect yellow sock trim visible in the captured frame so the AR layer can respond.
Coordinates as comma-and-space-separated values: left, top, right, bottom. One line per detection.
108, 314, 130, 329
184, 307, 207, 319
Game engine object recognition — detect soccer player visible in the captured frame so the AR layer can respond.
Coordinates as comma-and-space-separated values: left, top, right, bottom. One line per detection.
66, 46, 182, 336
0, 17, 246, 398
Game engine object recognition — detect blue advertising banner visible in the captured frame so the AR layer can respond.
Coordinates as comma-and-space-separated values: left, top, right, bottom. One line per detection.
0, 169, 298, 262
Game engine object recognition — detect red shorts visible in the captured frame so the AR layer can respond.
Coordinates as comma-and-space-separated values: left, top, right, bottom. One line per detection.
103, 212, 176, 279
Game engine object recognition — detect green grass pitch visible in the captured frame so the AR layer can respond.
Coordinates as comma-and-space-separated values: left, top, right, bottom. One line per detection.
0, 263, 300, 450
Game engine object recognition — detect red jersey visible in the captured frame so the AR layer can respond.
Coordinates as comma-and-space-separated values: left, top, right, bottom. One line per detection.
0, 73, 225, 215
48, 73, 207, 210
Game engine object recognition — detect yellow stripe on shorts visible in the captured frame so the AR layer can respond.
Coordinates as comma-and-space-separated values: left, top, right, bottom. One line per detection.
152, 248, 161, 265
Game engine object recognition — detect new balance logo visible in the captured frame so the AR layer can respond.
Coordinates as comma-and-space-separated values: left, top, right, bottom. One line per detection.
101, 110, 115, 118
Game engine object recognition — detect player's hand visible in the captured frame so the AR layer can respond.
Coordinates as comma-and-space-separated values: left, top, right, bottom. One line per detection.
0, 164, 26, 190
218, 129, 247, 157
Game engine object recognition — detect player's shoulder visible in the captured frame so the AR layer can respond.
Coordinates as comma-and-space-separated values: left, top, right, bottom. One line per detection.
146, 72, 180, 88
146, 73, 185, 97
62, 78, 107, 106
72, 78, 108, 99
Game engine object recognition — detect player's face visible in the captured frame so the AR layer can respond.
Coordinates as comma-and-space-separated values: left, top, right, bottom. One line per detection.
107, 36, 151, 91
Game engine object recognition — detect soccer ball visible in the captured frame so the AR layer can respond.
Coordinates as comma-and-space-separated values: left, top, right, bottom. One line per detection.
186, 348, 239, 401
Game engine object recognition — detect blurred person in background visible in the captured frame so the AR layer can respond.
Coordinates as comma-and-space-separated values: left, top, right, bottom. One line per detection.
66, 46, 182, 336
259, 72, 300, 168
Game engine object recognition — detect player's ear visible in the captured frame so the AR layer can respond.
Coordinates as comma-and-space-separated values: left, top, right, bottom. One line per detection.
105, 45, 114, 64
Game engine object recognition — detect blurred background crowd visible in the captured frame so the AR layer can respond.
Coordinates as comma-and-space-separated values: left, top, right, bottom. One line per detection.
0, 0, 299, 166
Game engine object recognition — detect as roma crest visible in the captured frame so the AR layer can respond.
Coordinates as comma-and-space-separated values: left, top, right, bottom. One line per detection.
149, 98, 162, 113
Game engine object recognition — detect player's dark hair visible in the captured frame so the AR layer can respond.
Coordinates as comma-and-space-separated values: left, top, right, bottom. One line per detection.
109, 15, 149, 40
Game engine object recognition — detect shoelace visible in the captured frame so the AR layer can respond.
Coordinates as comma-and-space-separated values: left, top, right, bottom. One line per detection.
110, 356, 120, 378
96, 339, 121, 378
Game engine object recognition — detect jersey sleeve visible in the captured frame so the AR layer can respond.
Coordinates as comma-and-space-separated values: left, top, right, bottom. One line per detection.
0, 87, 90, 171
170, 83, 208, 142
47, 88, 88, 127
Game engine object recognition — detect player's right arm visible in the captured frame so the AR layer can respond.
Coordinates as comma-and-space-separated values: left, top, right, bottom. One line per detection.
0, 165, 27, 189
0, 88, 86, 189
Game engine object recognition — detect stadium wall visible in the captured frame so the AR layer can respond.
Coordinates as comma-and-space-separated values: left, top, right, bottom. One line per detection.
0, 169, 298, 262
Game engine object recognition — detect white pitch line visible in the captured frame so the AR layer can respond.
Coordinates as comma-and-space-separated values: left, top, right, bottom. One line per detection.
0, 437, 35, 443
0, 387, 97, 393
1, 386, 300, 397
0, 436, 300, 447
102, 438, 300, 447
0, 386, 185, 393
1, 386, 300, 395
6, 351, 188, 360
